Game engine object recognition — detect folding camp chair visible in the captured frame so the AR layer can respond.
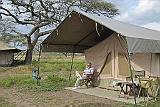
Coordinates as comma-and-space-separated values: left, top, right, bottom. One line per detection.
140, 78, 152, 106
149, 76, 160, 101
132, 70, 145, 97
83, 74, 94, 88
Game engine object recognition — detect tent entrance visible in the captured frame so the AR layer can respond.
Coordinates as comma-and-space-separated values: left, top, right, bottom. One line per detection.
100, 52, 130, 80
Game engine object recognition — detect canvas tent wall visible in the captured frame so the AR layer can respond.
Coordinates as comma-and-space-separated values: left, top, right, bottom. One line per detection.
0, 41, 21, 66
85, 32, 160, 88
42, 10, 160, 88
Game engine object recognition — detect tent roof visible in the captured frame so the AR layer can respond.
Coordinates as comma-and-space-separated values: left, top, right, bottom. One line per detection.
42, 10, 160, 53
0, 41, 21, 53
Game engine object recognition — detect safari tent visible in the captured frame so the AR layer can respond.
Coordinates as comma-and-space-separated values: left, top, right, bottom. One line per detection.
0, 41, 21, 66
42, 11, 160, 88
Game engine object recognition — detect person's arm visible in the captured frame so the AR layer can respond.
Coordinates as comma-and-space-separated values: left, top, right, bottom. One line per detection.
89, 71, 94, 75
82, 69, 87, 75
88, 68, 94, 75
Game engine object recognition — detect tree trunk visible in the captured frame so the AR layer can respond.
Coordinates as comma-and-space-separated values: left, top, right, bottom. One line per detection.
25, 48, 33, 64
24, 29, 39, 64
24, 37, 34, 64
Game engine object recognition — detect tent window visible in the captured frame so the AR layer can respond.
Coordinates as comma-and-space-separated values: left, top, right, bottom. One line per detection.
101, 52, 112, 75
118, 52, 130, 76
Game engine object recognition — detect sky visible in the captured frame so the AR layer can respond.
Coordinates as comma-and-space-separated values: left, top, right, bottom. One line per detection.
106, 0, 160, 31
2, 0, 160, 49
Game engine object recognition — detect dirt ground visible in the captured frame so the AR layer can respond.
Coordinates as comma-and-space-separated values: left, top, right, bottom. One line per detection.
0, 86, 124, 107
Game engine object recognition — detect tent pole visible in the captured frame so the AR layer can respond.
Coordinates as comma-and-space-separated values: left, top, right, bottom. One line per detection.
122, 35, 137, 106
150, 53, 152, 76
69, 46, 75, 81
69, 53, 75, 81
37, 43, 42, 86
128, 53, 137, 106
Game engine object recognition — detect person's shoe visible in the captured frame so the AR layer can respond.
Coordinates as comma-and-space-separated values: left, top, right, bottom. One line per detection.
72, 87, 78, 90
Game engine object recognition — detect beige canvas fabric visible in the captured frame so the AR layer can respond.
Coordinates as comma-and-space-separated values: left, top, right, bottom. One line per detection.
0, 41, 21, 65
131, 53, 160, 77
0, 51, 13, 65
85, 32, 130, 80
0, 41, 20, 52
85, 33, 160, 83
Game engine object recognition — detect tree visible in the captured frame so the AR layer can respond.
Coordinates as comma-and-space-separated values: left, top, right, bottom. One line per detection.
0, 18, 15, 43
0, 0, 119, 64
0, 18, 26, 47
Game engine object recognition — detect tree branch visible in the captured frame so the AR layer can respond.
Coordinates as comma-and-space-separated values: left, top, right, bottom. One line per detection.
12, 29, 28, 38
38, 29, 53, 37
27, 22, 51, 37
0, 6, 35, 25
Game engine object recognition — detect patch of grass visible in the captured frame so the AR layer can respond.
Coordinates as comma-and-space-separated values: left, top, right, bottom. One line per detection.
0, 74, 30, 87
0, 58, 76, 91
33, 74, 75, 91
0, 67, 12, 72
137, 100, 160, 107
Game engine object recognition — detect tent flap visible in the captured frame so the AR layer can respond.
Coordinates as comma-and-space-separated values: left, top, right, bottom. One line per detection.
127, 37, 160, 53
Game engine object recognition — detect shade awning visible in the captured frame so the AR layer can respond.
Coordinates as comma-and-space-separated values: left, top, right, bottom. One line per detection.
42, 10, 160, 53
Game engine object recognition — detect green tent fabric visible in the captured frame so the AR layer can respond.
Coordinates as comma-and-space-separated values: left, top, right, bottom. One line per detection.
42, 10, 160, 53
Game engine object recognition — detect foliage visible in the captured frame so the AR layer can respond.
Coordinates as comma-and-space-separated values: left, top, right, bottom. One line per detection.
0, 0, 119, 63
77, 0, 119, 18
0, 18, 27, 47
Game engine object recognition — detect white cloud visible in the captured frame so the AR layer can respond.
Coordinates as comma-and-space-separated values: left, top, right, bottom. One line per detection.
130, 0, 160, 24
108, 0, 160, 31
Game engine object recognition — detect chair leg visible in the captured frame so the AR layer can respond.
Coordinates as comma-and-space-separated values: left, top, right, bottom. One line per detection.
146, 89, 150, 107
152, 85, 159, 101
84, 80, 88, 88
84, 78, 94, 88
138, 87, 141, 98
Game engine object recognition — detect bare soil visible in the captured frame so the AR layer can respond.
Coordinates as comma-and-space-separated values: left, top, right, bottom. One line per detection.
0, 86, 124, 107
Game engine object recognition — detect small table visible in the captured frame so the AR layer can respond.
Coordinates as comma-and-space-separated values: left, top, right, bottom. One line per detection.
117, 81, 135, 99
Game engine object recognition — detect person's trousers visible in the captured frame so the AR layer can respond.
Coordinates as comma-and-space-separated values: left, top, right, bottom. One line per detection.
74, 71, 86, 87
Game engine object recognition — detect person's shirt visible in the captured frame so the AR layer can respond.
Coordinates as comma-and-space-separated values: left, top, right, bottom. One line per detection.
84, 67, 94, 74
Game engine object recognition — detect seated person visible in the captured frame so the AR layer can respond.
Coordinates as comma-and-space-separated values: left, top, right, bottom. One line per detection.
72, 62, 94, 89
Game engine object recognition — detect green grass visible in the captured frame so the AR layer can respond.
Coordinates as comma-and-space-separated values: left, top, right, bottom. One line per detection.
0, 54, 84, 91
0, 74, 30, 87
0, 67, 12, 72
